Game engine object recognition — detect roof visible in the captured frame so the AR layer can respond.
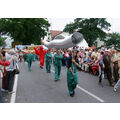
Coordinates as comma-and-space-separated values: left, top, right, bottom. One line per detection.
50, 30, 63, 39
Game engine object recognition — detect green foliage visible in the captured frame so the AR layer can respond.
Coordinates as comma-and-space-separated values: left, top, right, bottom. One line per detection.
105, 32, 120, 46
0, 36, 6, 47
0, 18, 50, 45
64, 18, 111, 46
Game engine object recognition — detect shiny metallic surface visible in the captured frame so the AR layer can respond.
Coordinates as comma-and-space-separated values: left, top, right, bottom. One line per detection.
72, 32, 83, 44
44, 32, 84, 48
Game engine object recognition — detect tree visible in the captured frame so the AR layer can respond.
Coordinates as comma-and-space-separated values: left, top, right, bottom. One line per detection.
105, 32, 120, 46
0, 36, 6, 47
63, 18, 111, 46
0, 18, 50, 45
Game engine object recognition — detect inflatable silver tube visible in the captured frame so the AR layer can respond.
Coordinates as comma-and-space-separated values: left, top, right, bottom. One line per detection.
44, 32, 84, 48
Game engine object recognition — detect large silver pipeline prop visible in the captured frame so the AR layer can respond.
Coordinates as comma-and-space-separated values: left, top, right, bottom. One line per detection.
44, 32, 84, 48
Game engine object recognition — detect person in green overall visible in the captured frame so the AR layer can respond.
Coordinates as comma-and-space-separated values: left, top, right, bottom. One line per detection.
33, 54, 36, 61
45, 48, 52, 73
67, 50, 79, 97
53, 49, 63, 81
26, 51, 34, 71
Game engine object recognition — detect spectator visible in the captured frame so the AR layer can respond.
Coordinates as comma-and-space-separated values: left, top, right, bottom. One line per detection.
114, 48, 120, 91
103, 49, 114, 87
5, 49, 18, 94
82, 56, 91, 72
112, 49, 119, 83
98, 51, 105, 85
88, 56, 95, 73
0, 52, 14, 102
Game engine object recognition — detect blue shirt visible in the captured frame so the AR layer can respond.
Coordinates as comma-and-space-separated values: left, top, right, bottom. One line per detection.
100, 56, 104, 65
86, 59, 91, 64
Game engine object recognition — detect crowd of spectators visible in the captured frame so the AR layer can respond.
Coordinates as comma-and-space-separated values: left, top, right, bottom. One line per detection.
0, 48, 19, 103
60, 45, 120, 88
0, 44, 120, 102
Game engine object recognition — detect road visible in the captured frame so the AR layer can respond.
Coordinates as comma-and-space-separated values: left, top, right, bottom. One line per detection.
3, 61, 120, 103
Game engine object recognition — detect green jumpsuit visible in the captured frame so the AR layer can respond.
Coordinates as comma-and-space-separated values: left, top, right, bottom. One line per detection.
67, 61, 78, 95
45, 52, 52, 73
33, 54, 36, 61
26, 53, 34, 71
53, 53, 63, 80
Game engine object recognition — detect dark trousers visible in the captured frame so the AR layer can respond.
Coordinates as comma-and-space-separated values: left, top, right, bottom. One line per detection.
5, 71, 15, 92
0, 88, 3, 103
105, 68, 112, 85
113, 63, 119, 82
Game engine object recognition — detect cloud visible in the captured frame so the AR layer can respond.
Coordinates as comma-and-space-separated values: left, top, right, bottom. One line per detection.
48, 18, 120, 33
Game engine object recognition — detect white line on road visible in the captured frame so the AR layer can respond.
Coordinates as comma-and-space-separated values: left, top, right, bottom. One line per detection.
77, 85, 104, 103
10, 64, 19, 103
51, 69, 104, 103
10, 75, 18, 103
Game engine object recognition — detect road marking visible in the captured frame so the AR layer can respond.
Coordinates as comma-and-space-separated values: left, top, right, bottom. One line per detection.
77, 85, 104, 103
10, 64, 19, 103
51, 69, 104, 103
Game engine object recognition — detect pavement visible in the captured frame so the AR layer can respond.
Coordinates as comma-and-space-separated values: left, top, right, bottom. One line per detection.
2, 61, 120, 103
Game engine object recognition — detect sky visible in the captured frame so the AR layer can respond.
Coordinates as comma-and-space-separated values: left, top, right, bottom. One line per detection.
48, 18, 120, 33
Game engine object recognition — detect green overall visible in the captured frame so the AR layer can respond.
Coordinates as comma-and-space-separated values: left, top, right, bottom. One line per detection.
26, 54, 34, 71
45, 52, 52, 73
53, 54, 63, 80
33, 54, 36, 61
67, 62, 78, 95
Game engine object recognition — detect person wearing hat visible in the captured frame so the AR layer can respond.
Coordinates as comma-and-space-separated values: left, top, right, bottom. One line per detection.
53, 49, 63, 81
103, 49, 114, 87
45, 48, 52, 73
113, 48, 120, 91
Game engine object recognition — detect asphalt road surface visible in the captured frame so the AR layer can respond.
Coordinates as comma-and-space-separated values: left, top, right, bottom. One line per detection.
3, 61, 120, 103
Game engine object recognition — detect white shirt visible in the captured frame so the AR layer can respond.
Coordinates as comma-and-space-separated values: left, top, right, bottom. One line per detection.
5, 53, 18, 71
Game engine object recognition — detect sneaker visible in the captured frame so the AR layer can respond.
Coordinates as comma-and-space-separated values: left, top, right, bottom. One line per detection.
1, 89, 9, 93
54, 79, 58, 82
70, 93, 74, 97
1, 88, 6, 92
40, 66, 43, 69
70, 91, 75, 97
8, 91, 15, 94
114, 88, 117, 92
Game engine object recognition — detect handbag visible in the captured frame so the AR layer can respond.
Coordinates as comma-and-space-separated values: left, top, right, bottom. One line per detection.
14, 62, 20, 74
14, 68, 20, 74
